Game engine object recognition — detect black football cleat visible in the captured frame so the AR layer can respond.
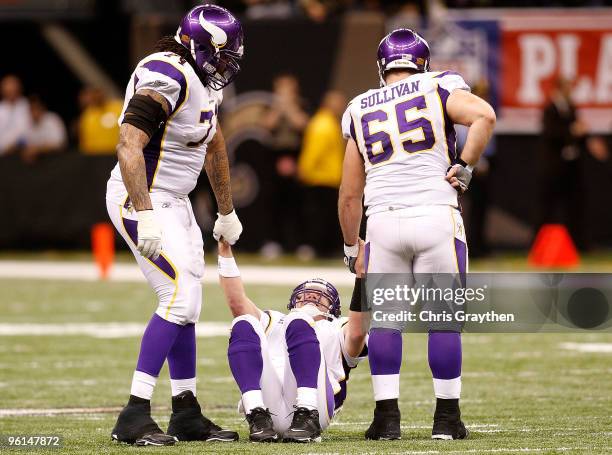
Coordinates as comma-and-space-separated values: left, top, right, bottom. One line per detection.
365, 405, 401, 440
111, 395, 177, 446
245, 407, 279, 442
431, 398, 469, 440
167, 390, 239, 442
282, 407, 321, 443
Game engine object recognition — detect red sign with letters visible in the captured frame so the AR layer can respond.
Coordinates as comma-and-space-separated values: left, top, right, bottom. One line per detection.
498, 12, 612, 132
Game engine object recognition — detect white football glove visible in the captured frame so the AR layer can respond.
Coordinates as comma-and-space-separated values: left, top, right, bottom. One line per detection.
343, 243, 359, 274
136, 210, 162, 261
213, 209, 243, 245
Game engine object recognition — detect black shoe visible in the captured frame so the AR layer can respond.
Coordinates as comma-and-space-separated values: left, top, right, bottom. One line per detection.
365, 400, 401, 440
167, 391, 239, 442
111, 395, 177, 446
246, 407, 279, 443
282, 407, 321, 443
431, 398, 469, 440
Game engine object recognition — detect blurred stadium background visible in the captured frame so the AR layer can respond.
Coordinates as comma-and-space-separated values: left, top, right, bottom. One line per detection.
1, 0, 612, 263
1, 1, 612, 453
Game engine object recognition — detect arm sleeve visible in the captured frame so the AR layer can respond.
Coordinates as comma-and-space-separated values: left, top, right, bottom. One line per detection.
341, 105, 357, 141
435, 71, 471, 93
133, 59, 187, 113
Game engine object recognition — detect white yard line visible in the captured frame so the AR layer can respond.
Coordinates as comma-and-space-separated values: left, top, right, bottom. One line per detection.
383, 449, 589, 454
0, 322, 230, 338
0, 407, 121, 417
560, 342, 612, 353
0, 260, 354, 286
0, 406, 169, 417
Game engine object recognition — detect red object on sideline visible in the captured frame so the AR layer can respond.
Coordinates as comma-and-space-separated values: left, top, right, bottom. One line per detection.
92, 223, 115, 279
528, 224, 579, 268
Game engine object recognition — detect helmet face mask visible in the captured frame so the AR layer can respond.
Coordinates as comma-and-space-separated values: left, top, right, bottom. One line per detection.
288, 279, 341, 320
175, 4, 244, 90
199, 46, 243, 90
377, 28, 430, 87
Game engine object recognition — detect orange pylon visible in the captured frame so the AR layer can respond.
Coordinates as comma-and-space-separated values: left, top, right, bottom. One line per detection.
92, 223, 115, 279
528, 224, 579, 268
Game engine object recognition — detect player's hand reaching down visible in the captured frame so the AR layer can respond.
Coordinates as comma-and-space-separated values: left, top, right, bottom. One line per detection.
445, 162, 473, 194
344, 238, 366, 277
213, 209, 243, 245
136, 210, 162, 261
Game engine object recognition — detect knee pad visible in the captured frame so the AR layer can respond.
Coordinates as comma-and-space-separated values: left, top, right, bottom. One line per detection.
156, 279, 202, 325
231, 314, 267, 340
229, 320, 263, 355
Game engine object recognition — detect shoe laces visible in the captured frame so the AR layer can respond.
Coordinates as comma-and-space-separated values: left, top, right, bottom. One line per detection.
247, 407, 274, 429
287, 406, 312, 427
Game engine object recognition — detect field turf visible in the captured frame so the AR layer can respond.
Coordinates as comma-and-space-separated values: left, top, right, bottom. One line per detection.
1, 278, 611, 454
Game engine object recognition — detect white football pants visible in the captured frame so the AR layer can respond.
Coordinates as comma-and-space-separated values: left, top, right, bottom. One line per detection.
106, 193, 204, 325
232, 312, 335, 435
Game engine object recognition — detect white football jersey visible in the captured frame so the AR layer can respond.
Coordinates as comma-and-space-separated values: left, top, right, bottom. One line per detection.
260, 310, 365, 411
107, 51, 222, 203
341, 71, 470, 216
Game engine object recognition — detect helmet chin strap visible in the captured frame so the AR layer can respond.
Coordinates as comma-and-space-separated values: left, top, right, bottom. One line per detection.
295, 302, 334, 321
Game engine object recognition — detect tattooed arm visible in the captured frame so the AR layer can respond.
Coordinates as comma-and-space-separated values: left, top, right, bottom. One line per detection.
116, 89, 170, 260
205, 126, 243, 244
204, 126, 234, 215
117, 89, 170, 210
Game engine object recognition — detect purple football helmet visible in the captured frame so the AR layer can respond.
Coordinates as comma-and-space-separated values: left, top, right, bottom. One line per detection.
288, 278, 341, 320
377, 28, 430, 86
174, 4, 244, 90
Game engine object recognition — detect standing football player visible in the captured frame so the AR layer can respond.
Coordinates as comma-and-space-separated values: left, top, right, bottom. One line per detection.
105, 5, 244, 446
339, 29, 496, 440
217, 240, 368, 443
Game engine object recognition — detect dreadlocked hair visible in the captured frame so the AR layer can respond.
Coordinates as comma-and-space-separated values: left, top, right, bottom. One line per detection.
153, 35, 198, 71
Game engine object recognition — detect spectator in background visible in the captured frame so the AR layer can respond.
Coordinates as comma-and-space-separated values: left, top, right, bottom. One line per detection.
78, 87, 122, 154
538, 77, 588, 249
20, 95, 67, 164
0, 74, 30, 156
260, 73, 310, 256
298, 90, 346, 257
263, 73, 309, 154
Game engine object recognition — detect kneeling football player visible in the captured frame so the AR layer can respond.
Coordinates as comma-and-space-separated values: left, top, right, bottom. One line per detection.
217, 240, 369, 442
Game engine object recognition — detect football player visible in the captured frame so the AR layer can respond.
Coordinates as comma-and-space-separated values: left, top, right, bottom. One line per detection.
217, 240, 368, 443
338, 29, 496, 440
106, 5, 244, 446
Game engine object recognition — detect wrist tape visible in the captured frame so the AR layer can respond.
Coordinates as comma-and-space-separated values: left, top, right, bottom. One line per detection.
218, 256, 240, 277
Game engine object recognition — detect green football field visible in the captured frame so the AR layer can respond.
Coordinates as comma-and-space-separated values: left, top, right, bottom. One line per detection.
1, 278, 611, 454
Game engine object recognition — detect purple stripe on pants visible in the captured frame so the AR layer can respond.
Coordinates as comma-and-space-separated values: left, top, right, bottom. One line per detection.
325, 370, 334, 419
122, 217, 177, 280
454, 237, 467, 286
